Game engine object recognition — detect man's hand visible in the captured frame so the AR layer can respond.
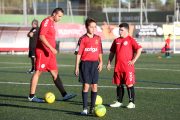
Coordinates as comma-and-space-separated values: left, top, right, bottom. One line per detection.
29, 32, 34, 37
74, 68, 79, 76
97, 62, 103, 72
50, 47, 58, 54
106, 63, 111, 71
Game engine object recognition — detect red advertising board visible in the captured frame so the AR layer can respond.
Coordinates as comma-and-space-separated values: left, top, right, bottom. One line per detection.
54, 23, 104, 39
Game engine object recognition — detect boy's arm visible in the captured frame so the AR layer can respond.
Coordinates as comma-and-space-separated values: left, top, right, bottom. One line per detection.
74, 55, 81, 76
98, 54, 103, 72
128, 48, 142, 66
39, 34, 57, 54
106, 52, 115, 71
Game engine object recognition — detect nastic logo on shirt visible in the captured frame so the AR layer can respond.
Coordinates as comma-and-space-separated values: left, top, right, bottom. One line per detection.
85, 47, 97, 53
124, 41, 128, 45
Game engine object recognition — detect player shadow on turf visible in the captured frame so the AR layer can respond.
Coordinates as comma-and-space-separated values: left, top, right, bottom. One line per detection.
0, 103, 95, 117
56, 99, 92, 106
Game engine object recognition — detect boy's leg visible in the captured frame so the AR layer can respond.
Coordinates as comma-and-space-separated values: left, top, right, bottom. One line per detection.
49, 70, 76, 100
127, 84, 135, 108
117, 84, 124, 103
90, 84, 97, 113
81, 83, 89, 115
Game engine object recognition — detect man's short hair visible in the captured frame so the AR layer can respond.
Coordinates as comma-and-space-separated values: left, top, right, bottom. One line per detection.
85, 17, 97, 28
168, 34, 172, 37
51, 8, 64, 16
119, 23, 129, 31
32, 19, 38, 26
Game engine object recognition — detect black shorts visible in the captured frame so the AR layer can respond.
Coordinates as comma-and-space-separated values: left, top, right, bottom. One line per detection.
165, 48, 170, 51
28, 48, 36, 58
79, 61, 99, 84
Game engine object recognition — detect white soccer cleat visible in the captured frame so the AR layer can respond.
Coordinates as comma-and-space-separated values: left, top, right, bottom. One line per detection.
81, 108, 88, 115
127, 102, 135, 108
110, 101, 123, 107
62, 93, 76, 101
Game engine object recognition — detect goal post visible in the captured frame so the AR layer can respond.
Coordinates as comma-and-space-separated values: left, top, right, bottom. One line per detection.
173, 22, 180, 53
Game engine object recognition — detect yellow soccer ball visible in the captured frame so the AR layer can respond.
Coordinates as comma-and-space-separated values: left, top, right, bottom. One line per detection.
44, 92, 55, 103
94, 105, 106, 117
95, 95, 102, 105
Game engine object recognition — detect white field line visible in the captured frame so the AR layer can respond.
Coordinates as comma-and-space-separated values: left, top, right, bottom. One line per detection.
1, 62, 180, 72
0, 82, 180, 90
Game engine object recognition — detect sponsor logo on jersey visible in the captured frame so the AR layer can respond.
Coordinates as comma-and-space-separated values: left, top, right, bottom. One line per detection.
41, 64, 45, 68
44, 19, 49, 27
124, 41, 128, 46
129, 72, 133, 81
75, 45, 79, 52
95, 40, 98, 44
85, 47, 97, 53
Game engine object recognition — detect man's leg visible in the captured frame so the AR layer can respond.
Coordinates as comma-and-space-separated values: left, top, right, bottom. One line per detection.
28, 70, 44, 102
49, 70, 76, 100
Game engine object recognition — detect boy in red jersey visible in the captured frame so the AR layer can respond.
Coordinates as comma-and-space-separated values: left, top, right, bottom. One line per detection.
165, 34, 172, 58
107, 23, 142, 108
74, 18, 103, 115
28, 8, 76, 102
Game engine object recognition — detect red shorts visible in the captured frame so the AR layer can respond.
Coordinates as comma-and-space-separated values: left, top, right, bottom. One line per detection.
35, 49, 58, 72
113, 72, 135, 85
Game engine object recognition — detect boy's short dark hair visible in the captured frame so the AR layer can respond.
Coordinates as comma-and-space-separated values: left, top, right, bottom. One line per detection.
168, 34, 172, 37
85, 17, 97, 28
51, 8, 64, 16
119, 23, 129, 31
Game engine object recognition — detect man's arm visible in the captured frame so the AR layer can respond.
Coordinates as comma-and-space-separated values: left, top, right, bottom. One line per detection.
128, 48, 142, 66
74, 55, 81, 76
106, 52, 115, 71
39, 34, 57, 54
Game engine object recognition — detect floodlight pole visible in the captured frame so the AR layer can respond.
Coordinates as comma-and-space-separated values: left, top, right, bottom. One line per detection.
47, 0, 49, 15
23, 0, 27, 25
56, 0, 58, 8
33, 0, 37, 19
85, 0, 87, 19
140, 0, 142, 25
174, 0, 176, 22
69, 1, 74, 23
104, 4, 109, 25
119, 0, 121, 25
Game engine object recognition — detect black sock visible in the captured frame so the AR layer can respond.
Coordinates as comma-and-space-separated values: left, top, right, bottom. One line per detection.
82, 92, 88, 108
165, 53, 167, 57
32, 66, 34, 70
91, 92, 97, 108
168, 53, 170, 56
62, 92, 67, 97
127, 86, 135, 103
29, 94, 35, 98
117, 86, 124, 103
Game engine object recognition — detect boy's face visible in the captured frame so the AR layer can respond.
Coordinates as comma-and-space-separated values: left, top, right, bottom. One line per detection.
119, 27, 128, 38
53, 11, 63, 22
87, 22, 96, 34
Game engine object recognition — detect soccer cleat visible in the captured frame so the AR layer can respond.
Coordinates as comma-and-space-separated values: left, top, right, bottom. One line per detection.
89, 107, 94, 114
28, 96, 45, 103
62, 93, 76, 101
81, 107, 88, 115
110, 101, 123, 107
27, 69, 35, 74
127, 102, 135, 108
166, 56, 171, 58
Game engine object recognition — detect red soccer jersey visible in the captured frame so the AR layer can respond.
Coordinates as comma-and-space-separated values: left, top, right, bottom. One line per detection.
110, 36, 142, 73
74, 34, 103, 61
165, 38, 170, 48
36, 17, 56, 53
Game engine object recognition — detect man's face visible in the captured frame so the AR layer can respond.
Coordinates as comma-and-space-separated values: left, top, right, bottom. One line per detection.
119, 27, 128, 38
53, 11, 63, 22
32, 23, 37, 28
87, 22, 96, 34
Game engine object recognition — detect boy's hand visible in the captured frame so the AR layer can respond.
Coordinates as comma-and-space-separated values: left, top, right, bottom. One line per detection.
74, 68, 79, 76
50, 47, 58, 54
97, 62, 103, 72
128, 59, 136, 66
106, 63, 111, 71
